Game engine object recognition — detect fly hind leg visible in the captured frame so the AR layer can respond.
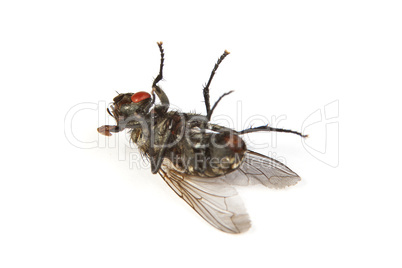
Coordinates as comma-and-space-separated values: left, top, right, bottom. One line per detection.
238, 125, 308, 138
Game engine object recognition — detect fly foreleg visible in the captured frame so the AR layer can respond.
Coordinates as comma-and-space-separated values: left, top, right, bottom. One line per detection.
152, 42, 170, 114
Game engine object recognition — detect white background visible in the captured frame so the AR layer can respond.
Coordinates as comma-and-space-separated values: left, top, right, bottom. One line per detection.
1, 1, 402, 267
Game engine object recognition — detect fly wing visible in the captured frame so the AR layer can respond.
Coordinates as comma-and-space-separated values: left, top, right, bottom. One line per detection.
223, 150, 301, 188
159, 159, 251, 234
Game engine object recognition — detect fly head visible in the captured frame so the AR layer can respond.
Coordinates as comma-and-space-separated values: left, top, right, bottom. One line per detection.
109, 91, 152, 122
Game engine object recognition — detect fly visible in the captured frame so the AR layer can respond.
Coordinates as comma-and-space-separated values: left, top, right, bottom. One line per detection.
98, 42, 307, 234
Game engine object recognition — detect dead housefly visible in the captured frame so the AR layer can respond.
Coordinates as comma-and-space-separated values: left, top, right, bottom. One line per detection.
98, 42, 307, 234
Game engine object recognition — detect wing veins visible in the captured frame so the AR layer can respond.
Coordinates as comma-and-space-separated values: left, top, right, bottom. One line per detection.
158, 159, 251, 233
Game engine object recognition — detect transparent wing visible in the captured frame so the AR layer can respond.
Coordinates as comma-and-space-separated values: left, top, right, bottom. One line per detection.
159, 159, 251, 234
222, 150, 301, 188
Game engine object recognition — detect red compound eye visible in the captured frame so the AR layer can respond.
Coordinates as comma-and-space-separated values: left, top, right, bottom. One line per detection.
131, 91, 151, 103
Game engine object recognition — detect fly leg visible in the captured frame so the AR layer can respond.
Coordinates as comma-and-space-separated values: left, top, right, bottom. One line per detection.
149, 119, 173, 174
209, 123, 307, 138
152, 42, 169, 115
203, 50, 232, 121
238, 125, 308, 138
209, 90, 234, 120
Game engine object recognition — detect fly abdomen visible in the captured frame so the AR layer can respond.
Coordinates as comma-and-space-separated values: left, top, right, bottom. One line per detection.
207, 132, 246, 176
166, 129, 246, 177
